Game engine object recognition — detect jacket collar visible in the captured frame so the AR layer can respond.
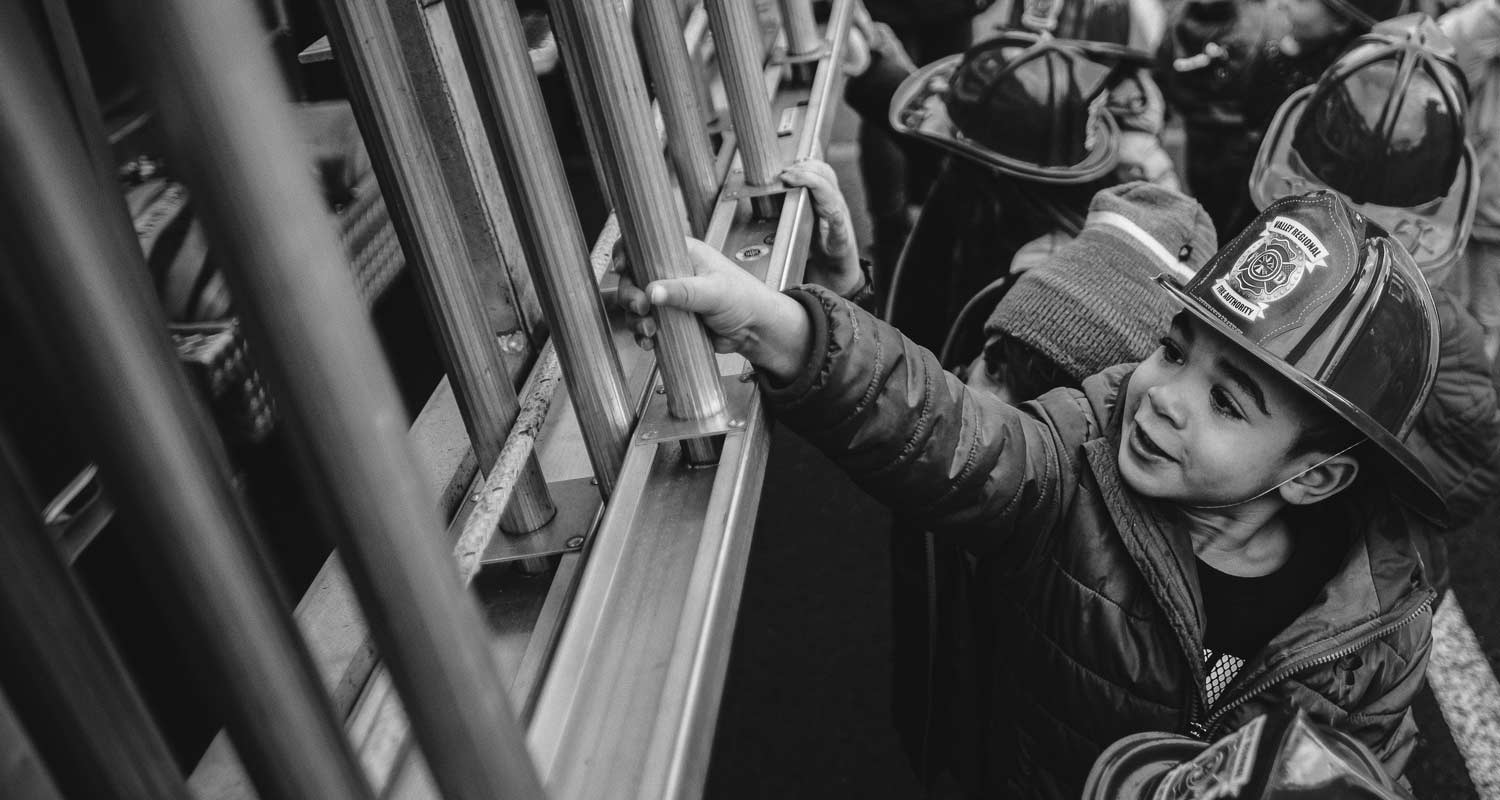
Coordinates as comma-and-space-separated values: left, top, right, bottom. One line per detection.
1076, 367, 1434, 689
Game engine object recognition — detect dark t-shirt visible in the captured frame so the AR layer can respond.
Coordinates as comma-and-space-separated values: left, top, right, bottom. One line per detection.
1197, 523, 1349, 705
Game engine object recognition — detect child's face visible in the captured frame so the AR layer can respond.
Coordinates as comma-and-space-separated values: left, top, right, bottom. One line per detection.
1118, 315, 1313, 505
1274, 0, 1351, 49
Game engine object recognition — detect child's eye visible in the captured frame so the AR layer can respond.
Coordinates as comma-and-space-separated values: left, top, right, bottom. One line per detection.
1158, 337, 1186, 365
1210, 386, 1243, 420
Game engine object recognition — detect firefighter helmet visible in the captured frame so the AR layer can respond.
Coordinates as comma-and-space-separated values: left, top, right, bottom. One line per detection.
1156, 191, 1444, 517
889, 31, 1123, 184
1250, 14, 1476, 276
1084, 709, 1409, 799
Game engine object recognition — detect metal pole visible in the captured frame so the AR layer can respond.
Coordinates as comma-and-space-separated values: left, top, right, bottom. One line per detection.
314, 0, 555, 535
0, 683, 65, 800
550, 0, 727, 467
446, 0, 635, 492
637, 0, 719, 236
779, 0, 823, 59
103, 0, 548, 798
706, 0, 785, 193
0, 8, 373, 800
0, 435, 190, 800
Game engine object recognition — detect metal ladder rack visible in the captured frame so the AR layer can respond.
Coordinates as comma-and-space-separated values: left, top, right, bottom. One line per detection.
0, 0, 853, 797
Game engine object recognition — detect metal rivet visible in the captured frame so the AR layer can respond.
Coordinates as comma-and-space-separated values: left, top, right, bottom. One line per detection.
655, 385, 667, 394
565, 536, 585, 549
590, 477, 599, 486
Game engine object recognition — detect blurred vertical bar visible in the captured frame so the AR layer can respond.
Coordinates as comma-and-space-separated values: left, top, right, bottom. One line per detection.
0, 683, 64, 800
0, 435, 190, 800
550, 0, 727, 466
103, 0, 547, 798
705, 0, 785, 217
446, 0, 635, 493
779, 0, 823, 59
315, 0, 556, 534
0, 6, 373, 799
637, 0, 719, 236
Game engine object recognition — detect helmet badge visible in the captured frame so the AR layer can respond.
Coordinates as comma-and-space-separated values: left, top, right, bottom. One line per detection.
1212, 216, 1329, 321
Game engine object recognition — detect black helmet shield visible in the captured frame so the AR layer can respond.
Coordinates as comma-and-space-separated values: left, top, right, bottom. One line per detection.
889, 31, 1124, 184
1251, 14, 1478, 275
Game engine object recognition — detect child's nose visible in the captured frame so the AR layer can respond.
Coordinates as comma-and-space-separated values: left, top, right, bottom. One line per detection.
1146, 384, 1188, 428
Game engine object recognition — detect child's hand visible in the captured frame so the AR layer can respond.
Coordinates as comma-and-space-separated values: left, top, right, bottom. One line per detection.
779, 159, 866, 297
613, 238, 814, 383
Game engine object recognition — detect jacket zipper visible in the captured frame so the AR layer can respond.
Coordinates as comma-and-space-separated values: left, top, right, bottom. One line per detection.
1196, 591, 1435, 739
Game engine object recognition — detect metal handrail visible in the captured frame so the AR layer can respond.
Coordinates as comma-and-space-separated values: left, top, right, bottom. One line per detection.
779, 0, 823, 60
551, 0, 727, 465
317, 0, 556, 535
108, 0, 546, 796
526, 3, 853, 797
706, 0, 784, 191
447, 0, 636, 496
638, 0, 719, 236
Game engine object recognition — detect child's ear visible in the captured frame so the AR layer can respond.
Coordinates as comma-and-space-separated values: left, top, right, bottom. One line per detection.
1279, 453, 1360, 506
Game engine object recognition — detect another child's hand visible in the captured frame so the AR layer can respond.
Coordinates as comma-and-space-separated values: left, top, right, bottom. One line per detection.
780, 158, 866, 297
613, 238, 814, 383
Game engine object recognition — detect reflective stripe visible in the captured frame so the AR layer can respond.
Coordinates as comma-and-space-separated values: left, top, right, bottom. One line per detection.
1089, 209, 1196, 282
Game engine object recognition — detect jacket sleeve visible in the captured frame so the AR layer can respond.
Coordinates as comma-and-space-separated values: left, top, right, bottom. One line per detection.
1406, 290, 1500, 528
760, 286, 1083, 551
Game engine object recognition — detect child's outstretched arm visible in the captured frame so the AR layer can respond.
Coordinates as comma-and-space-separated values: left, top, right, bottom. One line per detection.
617, 243, 1082, 551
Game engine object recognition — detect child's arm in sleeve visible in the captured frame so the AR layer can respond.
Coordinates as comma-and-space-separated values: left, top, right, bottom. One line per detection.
758, 286, 1074, 545
615, 237, 1075, 553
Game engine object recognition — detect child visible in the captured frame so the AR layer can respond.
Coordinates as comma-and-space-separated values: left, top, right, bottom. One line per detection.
617, 191, 1442, 798
1247, 14, 1500, 605
953, 182, 1218, 400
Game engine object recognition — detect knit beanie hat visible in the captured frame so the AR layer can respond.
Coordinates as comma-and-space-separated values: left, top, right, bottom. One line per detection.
984, 182, 1217, 382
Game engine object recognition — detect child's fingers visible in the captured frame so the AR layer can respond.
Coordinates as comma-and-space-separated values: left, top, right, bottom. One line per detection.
615, 275, 654, 317
782, 168, 842, 222
646, 275, 725, 315
610, 239, 630, 274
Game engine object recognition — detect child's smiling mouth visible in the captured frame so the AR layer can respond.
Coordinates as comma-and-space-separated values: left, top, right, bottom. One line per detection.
1129, 418, 1176, 463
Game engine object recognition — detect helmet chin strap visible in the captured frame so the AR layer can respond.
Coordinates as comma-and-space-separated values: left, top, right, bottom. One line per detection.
1187, 441, 1362, 511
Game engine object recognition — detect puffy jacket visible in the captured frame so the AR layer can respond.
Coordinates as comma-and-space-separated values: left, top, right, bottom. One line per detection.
1407, 289, 1500, 527
766, 286, 1438, 799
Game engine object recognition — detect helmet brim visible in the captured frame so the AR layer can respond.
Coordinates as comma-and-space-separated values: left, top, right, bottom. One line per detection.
1081, 732, 1205, 799
1250, 87, 1479, 277
1156, 274, 1447, 520
889, 54, 1121, 185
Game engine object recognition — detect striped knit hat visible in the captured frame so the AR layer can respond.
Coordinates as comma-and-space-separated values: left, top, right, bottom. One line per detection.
984, 182, 1217, 381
